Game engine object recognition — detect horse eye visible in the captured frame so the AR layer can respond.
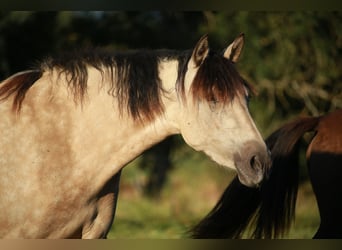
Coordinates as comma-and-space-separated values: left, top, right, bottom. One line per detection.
211, 98, 219, 104
209, 99, 219, 111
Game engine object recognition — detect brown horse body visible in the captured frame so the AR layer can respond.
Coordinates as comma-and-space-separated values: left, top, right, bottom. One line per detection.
307, 109, 342, 238
191, 109, 342, 238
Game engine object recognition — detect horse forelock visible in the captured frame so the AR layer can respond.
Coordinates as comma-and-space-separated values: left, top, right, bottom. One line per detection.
189, 51, 250, 105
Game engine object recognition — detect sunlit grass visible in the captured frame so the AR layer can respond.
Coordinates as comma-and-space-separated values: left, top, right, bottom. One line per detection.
287, 181, 320, 239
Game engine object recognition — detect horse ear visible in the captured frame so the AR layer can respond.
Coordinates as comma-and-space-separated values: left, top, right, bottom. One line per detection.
190, 34, 209, 68
224, 33, 245, 63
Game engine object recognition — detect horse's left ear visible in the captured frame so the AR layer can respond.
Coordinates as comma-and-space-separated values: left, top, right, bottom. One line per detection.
224, 33, 245, 63
189, 34, 209, 68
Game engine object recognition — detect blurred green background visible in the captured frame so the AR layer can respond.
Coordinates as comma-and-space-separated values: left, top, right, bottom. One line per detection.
0, 11, 341, 238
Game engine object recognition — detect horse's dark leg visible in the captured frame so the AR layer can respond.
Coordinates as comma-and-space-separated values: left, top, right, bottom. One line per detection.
308, 152, 342, 239
140, 137, 173, 198
146, 138, 173, 197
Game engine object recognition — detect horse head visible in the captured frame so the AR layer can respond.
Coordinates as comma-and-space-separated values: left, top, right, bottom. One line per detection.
174, 34, 271, 187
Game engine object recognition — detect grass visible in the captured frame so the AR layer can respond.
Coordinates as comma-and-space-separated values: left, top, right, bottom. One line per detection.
287, 181, 320, 239
108, 143, 320, 239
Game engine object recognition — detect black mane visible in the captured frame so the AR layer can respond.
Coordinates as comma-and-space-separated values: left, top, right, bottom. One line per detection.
40, 48, 190, 121
0, 46, 249, 121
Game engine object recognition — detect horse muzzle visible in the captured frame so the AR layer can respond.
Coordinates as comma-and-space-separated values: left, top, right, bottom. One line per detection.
234, 141, 272, 188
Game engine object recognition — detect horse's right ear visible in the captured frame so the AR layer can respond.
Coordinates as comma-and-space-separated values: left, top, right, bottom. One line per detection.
189, 34, 209, 68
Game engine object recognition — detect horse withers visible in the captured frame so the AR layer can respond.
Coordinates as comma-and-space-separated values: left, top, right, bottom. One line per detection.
0, 34, 270, 238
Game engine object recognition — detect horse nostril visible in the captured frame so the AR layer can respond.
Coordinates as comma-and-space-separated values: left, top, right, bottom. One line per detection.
250, 155, 256, 168
250, 155, 262, 171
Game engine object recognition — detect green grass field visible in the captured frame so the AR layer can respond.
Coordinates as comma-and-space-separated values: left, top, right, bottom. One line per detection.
108, 144, 320, 239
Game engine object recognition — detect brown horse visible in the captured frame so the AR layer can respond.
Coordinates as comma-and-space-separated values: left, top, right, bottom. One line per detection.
191, 109, 342, 239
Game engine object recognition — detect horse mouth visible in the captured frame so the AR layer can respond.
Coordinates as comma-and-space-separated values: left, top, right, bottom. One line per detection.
235, 167, 265, 188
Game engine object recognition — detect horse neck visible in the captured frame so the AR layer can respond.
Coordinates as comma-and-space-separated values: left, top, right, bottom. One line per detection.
108, 58, 182, 163
67, 68, 179, 189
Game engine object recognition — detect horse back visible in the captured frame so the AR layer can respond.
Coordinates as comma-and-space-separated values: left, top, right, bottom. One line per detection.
307, 109, 342, 156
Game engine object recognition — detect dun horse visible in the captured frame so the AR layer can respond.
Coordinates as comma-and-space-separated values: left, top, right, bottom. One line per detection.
0, 35, 271, 238
191, 109, 342, 239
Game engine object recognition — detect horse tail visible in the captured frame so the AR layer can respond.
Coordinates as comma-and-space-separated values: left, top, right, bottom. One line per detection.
190, 176, 261, 238
189, 115, 320, 238
0, 70, 43, 112
253, 115, 319, 238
